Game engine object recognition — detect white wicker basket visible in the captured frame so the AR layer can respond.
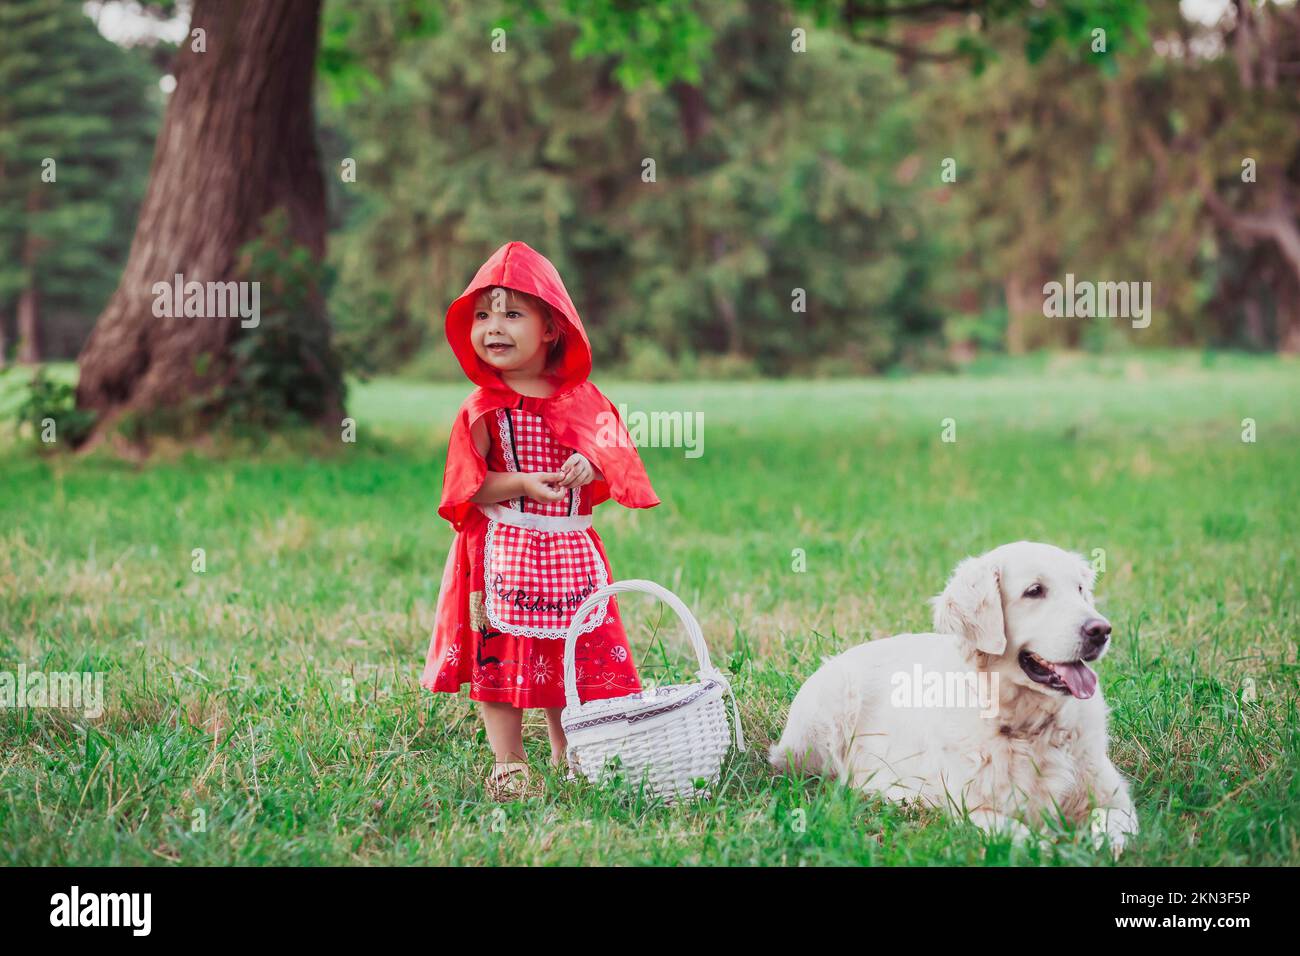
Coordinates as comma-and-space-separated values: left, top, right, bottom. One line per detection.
560, 579, 745, 803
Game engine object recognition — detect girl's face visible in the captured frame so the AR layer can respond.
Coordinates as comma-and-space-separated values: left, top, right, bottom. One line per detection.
470, 287, 557, 376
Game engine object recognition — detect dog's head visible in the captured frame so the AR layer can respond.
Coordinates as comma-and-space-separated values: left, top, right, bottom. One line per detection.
930, 541, 1111, 700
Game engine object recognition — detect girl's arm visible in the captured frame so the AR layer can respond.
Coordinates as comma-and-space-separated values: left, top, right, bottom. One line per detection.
471, 471, 525, 504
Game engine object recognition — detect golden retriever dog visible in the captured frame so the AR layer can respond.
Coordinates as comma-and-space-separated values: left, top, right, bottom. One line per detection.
769, 541, 1138, 854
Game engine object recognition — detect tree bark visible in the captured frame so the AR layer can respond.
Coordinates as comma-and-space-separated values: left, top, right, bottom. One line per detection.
710, 235, 743, 355
74, 0, 337, 445
1279, 277, 1300, 354
17, 189, 44, 364
1003, 275, 1034, 355
16, 285, 40, 364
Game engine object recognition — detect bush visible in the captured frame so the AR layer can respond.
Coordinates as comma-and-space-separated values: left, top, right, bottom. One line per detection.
620, 340, 683, 382
396, 342, 467, 382
5, 366, 96, 449
220, 209, 347, 432
694, 352, 761, 381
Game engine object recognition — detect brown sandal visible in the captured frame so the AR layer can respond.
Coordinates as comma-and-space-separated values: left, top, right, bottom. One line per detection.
486, 761, 531, 801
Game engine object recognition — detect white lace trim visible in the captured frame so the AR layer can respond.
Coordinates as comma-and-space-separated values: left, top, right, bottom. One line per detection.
495, 409, 518, 493
565, 454, 581, 517
482, 519, 610, 639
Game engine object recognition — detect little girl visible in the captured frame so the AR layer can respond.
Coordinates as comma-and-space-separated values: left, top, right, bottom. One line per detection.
420, 241, 660, 800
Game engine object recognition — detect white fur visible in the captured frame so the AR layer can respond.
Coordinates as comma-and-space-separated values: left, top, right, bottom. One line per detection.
770, 541, 1139, 854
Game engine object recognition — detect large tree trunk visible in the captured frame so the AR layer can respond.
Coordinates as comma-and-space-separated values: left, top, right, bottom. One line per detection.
74, 0, 337, 446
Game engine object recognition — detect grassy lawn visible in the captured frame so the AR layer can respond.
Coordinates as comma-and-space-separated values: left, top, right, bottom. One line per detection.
1, 351, 1297, 865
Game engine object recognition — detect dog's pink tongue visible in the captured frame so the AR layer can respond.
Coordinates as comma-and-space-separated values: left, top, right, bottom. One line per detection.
1054, 661, 1098, 699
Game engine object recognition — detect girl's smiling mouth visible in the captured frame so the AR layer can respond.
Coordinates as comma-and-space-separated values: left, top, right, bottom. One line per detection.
485, 342, 514, 353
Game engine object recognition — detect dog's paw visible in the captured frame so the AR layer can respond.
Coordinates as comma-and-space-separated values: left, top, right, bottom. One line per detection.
969, 809, 1053, 852
1090, 807, 1137, 858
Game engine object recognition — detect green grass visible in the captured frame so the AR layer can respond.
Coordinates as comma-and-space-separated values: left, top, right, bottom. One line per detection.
1, 352, 1298, 865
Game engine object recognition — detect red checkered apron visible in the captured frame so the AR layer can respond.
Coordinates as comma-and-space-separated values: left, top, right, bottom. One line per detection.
423, 407, 643, 708
482, 409, 610, 637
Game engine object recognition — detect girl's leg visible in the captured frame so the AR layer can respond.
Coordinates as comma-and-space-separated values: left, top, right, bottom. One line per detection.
479, 700, 525, 763
544, 707, 567, 766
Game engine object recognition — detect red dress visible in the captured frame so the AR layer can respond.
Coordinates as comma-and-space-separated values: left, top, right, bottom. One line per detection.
422, 405, 643, 707
420, 240, 659, 709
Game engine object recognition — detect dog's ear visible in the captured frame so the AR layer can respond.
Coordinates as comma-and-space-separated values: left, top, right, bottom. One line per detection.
931, 554, 1007, 655
1078, 552, 1099, 593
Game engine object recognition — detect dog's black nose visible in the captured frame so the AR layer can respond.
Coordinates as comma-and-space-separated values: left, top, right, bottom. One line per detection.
1081, 617, 1111, 652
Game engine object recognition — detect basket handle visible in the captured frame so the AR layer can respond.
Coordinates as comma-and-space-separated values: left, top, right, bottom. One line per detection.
561, 579, 746, 752
562, 580, 715, 710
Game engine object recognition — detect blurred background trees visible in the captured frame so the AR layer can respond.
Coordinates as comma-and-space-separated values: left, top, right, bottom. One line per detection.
0, 0, 158, 367
72, 0, 341, 448
325, 0, 948, 377
3, 0, 1297, 412
324, 0, 1300, 380
919, 0, 1300, 354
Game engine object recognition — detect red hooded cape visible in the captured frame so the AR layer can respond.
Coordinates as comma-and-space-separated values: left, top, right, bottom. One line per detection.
438, 241, 659, 528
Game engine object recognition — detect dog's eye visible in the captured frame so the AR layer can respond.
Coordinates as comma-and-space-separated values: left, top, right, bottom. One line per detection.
1023, 584, 1045, 598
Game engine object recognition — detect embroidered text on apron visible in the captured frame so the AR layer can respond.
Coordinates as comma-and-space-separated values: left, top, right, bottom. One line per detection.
482, 408, 609, 639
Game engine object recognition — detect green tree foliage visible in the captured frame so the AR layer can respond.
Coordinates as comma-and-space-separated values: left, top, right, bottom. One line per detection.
917, 0, 1300, 351
4, 365, 96, 448
0, 0, 160, 359
13, 0, 1288, 379
225, 209, 348, 432
325, 0, 947, 376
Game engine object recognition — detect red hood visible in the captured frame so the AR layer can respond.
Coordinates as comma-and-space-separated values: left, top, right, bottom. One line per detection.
445, 241, 592, 394
436, 241, 659, 530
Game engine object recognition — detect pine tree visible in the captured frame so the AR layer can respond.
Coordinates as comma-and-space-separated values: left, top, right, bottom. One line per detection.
0, 0, 158, 366
325, 0, 945, 376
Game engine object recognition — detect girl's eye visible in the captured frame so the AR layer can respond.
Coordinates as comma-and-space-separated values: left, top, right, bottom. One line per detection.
474, 312, 487, 320
1023, 584, 1045, 599
506, 311, 522, 319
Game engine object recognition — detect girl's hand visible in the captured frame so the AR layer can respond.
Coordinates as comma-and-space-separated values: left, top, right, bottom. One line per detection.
557, 453, 594, 488
520, 472, 566, 504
